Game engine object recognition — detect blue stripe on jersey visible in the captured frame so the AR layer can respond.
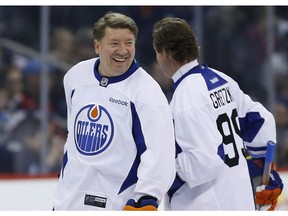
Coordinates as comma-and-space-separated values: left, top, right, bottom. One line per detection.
175, 141, 182, 158
167, 142, 184, 201
61, 151, 68, 178
71, 89, 75, 99
167, 173, 185, 202
173, 120, 182, 158
173, 64, 227, 91
246, 145, 267, 152
239, 112, 265, 142
118, 102, 147, 194
93, 58, 140, 87
217, 143, 225, 161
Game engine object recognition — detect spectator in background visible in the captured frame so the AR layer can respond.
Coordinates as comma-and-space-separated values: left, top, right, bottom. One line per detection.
75, 27, 95, 62
130, 6, 163, 67
4, 65, 28, 112
0, 87, 14, 173
49, 27, 79, 118
44, 122, 65, 173
0, 65, 30, 173
278, 81, 288, 104
50, 27, 78, 66
22, 58, 56, 113
0, 66, 27, 166
0, 87, 8, 144
8, 113, 65, 174
11, 114, 42, 174
0, 61, 67, 174
275, 100, 288, 167
22, 60, 44, 111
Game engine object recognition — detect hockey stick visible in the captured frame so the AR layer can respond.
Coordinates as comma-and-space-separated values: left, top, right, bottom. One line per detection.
262, 141, 276, 185
257, 141, 276, 210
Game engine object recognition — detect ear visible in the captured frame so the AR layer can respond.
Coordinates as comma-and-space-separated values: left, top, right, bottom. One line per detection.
94, 39, 100, 55
162, 49, 170, 60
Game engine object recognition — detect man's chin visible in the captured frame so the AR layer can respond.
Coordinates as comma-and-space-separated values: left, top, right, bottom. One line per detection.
113, 63, 132, 74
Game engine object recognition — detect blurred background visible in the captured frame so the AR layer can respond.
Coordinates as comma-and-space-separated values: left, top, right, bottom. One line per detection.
0, 5, 287, 209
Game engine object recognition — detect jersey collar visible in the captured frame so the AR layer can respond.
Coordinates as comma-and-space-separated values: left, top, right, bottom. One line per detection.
172, 59, 199, 83
173, 61, 228, 91
93, 58, 140, 87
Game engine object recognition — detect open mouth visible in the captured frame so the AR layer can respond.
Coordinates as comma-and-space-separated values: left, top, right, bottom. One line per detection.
113, 57, 128, 62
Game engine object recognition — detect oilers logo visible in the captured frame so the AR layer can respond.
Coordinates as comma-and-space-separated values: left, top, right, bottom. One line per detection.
74, 104, 114, 156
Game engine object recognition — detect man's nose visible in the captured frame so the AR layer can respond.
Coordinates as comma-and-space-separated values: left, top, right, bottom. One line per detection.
117, 44, 128, 55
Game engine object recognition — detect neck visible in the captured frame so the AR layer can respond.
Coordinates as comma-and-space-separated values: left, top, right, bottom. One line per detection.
169, 59, 188, 78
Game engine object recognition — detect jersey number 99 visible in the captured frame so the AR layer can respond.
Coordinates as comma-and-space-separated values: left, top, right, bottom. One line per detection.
216, 108, 242, 168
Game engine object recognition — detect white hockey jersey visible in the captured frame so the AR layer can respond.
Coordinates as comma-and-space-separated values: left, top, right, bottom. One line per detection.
165, 60, 276, 210
53, 58, 176, 210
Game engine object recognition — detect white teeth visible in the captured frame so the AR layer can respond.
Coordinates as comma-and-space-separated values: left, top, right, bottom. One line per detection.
114, 58, 126, 62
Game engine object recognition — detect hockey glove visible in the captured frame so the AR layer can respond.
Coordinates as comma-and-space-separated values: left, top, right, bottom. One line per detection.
255, 170, 283, 211
123, 195, 158, 211
247, 158, 283, 211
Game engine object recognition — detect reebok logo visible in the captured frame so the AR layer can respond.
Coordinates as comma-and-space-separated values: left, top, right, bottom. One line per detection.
109, 97, 128, 106
210, 77, 219, 84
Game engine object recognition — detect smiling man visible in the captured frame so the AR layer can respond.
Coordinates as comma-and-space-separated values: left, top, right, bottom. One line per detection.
94, 27, 135, 77
52, 12, 176, 211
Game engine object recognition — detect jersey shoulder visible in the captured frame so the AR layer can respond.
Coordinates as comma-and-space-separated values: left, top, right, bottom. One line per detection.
208, 67, 240, 90
129, 67, 168, 105
63, 58, 97, 87
65, 58, 97, 78
172, 66, 240, 110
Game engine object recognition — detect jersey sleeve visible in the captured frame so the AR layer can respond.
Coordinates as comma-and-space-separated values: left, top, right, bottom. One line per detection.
130, 88, 176, 203
63, 72, 72, 130
231, 79, 276, 158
